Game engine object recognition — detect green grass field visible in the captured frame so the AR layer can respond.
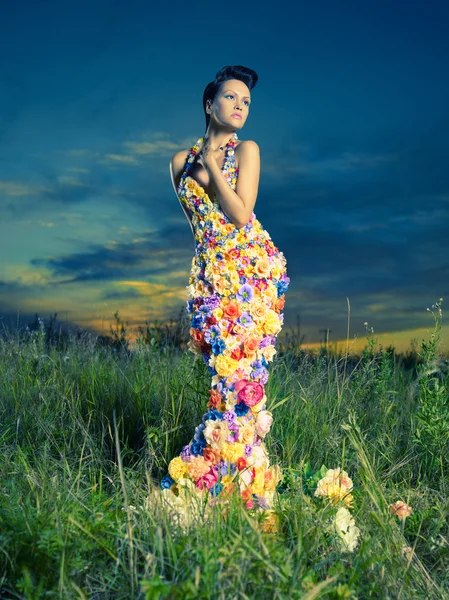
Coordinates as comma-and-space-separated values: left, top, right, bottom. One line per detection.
0, 301, 448, 599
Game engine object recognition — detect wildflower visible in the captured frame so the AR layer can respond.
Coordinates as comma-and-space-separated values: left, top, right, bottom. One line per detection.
334, 507, 360, 552
389, 500, 412, 520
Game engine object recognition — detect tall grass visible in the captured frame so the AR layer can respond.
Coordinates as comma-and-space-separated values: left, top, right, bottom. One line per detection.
0, 302, 448, 599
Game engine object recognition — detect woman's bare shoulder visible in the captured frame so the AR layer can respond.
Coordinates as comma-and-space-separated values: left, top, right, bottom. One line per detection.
171, 148, 190, 169
170, 148, 191, 186
235, 139, 260, 154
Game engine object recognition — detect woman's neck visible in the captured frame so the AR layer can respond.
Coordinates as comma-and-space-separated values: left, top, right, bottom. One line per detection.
203, 126, 236, 150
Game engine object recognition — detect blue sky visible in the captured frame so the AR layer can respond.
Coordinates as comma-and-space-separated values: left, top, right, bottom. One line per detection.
1, 0, 448, 352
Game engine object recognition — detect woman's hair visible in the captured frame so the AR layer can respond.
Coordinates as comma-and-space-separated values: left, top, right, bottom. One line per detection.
203, 65, 258, 131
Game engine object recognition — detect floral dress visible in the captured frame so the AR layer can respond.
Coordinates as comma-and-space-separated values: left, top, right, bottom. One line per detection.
157, 131, 290, 525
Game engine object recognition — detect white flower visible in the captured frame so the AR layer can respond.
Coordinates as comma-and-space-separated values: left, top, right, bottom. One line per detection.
246, 444, 270, 470
203, 419, 229, 450
334, 507, 360, 552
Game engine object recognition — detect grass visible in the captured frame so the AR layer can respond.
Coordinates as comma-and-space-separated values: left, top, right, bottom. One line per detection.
0, 303, 448, 599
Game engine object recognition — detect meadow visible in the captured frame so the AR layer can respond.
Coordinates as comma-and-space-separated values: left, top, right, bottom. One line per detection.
0, 300, 448, 599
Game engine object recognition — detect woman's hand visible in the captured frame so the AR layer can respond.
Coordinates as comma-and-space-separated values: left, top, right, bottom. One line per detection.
198, 139, 225, 171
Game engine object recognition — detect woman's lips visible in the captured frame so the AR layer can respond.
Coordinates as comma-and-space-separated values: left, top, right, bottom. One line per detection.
231, 114, 242, 119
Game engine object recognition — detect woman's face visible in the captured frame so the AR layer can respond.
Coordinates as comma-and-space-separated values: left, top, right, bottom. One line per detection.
207, 78, 251, 130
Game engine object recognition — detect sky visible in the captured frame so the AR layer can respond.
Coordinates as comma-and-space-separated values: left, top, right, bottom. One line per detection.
0, 0, 448, 353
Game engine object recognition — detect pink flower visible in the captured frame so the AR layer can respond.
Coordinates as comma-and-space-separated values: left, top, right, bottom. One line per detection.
389, 501, 412, 520
235, 380, 264, 407
196, 467, 218, 491
255, 410, 273, 438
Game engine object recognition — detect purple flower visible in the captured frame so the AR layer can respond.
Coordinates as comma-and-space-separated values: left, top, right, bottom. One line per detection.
259, 370, 269, 385
222, 410, 237, 424
180, 445, 192, 462
220, 460, 237, 477
244, 444, 253, 457
250, 361, 267, 380
237, 283, 254, 302
226, 422, 239, 442
204, 325, 220, 344
203, 295, 221, 310
237, 312, 253, 327
258, 338, 268, 349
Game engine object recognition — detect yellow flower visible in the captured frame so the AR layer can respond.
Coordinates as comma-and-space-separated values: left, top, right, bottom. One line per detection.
168, 456, 187, 481
213, 307, 223, 320
325, 486, 354, 507
209, 213, 222, 226
239, 424, 256, 445
249, 301, 268, 321
264, 285, 278, 304
271, 263, 282, 279
213, 276, 230, 293
251, 471, 266, 495
221, 442, 246, 462
215, 355, 240, 377
262, 311, 282, 335
259, 511, 280, 534
221, 474, 235, 486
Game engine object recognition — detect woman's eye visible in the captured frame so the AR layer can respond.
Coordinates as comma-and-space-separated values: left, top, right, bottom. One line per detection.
225, 94, 250, 106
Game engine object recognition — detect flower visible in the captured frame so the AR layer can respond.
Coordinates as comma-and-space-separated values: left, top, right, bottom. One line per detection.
235, 380, 264, 407
221, 442, 246, 462
264, 464, 282, 490
315, 468, 353, 504
238, 423, 256, 445
243, 335, 261, 355
334, 507, 360, 552
259, 511, 280, 534
215, 355, 240, 377
255, 410, 273, 438
223, 300, 242, 321
251, 471, 266, 495
196, 467, 219, 491
208, 388, 223, 409
237, 283, 255, 302
202, 447, 221, 465
389, 501, 412, 520
245, 444, 269, 469
204, 419, 229, 450
187, 455, 211, 480
160, 133, 292, 515
168, 456, 187, 481
262, 311, 282, 335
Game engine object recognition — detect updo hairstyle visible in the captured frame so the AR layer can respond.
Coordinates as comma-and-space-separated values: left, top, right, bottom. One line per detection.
202, 65, 258, 131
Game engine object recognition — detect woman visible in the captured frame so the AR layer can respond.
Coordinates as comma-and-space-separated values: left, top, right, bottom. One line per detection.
157, 65, 290, 527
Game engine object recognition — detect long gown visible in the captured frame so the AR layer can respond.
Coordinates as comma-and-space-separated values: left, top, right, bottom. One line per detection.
156, 131, 290, 527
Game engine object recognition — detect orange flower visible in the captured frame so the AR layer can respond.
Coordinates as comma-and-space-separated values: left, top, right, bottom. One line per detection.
274, 295, 285, 313
243, 336, 260, 355
241, 489, 252, 502
190, 328, 204, 343
208, 388, 222, 409
187, 455, 211, 480
260, 512, 280, 534
389, 501, 412, 520
223, 300, 242, 321
254, 258, 271, 277
203, 447, 221, 465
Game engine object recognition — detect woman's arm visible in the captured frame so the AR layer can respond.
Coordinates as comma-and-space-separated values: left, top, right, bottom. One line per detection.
205, 140, 260, 229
